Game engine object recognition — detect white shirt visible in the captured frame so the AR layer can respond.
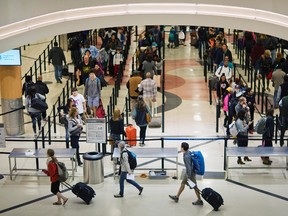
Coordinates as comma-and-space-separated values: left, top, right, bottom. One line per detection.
70, 94, 86, 114
215, 65, 232, 81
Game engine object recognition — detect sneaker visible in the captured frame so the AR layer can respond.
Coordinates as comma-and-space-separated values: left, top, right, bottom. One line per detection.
192, 200, 204, 205
138, 187, 144, 195
169, 195, 179, 203
114, 194, 123, 198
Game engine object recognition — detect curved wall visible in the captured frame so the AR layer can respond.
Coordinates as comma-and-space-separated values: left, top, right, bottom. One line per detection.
0, 0, 288, 52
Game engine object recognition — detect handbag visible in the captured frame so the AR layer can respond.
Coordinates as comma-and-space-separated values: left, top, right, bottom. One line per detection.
229, 121, 239, 137
96, 99, 105, 118
146, 112, 151, 123
266, 69, 273, 80
59, 115, 68, 125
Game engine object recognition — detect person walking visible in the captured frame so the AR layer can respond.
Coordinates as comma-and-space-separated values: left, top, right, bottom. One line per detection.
22, 75, 34, 97
25, 86, 45, 136
169, 142, 203, 206
68, 107, 83, 166
84, 71, 101, 117
262, 108, 275, 165
235, 109, 253, 164
42, 149, 68, 205
34, 75, 49, 120
48, 41, 66, 83
132, 95, 152, 146
114, 141, 143, 198
138, 72, 157, 116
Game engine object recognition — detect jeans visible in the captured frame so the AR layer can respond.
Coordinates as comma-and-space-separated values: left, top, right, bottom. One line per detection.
29, 112, 41, 133
53, 65, 63, 81
119, 171, 142, 196
139, 125, 147, 144
65, 124, 69, 148
273, 90, 278, 107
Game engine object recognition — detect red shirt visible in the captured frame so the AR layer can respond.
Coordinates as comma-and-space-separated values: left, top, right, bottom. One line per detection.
44, 162, 59, 182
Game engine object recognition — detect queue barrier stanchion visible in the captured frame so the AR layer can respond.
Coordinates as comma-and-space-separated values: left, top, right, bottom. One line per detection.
48, 116, 51, 144
261, 88, 265, 114
41, 126, 45, 148
275, 114, 279, 144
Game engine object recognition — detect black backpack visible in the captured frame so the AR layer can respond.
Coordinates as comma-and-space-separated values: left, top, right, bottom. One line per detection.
121, 150, 137, 170
228, 95, 238, 117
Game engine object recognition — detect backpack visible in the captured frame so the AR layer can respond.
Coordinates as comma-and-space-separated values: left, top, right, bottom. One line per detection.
31, 96, 48, 111
57, 162, 69, 182
189, 151, 205, 175
254, 117, 267, 134
121, 150, 137, 170
228, 96, 238, 117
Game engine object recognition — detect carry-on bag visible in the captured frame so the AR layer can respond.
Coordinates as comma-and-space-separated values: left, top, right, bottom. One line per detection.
62, 182, 96, 204
148, 102, 161, 128
126, 124, 137, 146
194, 187, 224, 211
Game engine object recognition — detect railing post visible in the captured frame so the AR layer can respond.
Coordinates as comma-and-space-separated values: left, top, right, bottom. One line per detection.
275, 114, 279, 144
265, 95, 268, 113
48, 116, 51, 144
34, 139, 39, 170
261, 88, 265, 114
216, 102, 219, 133
257, 78, 261, 105
39, 55, 42, 75
209, 80, 212, 105
161, 137, 164, 171
53, 105, 57, 133
34, 61, 37, 80
203, 55, 207, 83
224, 137, 228, 170
125, 97, 129, 125
44, 50, 47, 72
42, 126, 45, 148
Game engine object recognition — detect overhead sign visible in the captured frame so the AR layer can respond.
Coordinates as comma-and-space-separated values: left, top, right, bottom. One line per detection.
86, 118, 106, 143
0, 49, 21, 66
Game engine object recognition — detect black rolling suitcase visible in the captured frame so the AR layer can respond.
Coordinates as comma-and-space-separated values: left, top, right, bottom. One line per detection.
63, 182, 96, 204
195, 187, 224, 211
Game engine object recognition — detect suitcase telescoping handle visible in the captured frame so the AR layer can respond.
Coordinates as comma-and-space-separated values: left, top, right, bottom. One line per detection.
61, 182, 73, 190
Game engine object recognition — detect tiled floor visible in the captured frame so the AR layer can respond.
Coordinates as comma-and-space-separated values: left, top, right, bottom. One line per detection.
0, 28, 287, 215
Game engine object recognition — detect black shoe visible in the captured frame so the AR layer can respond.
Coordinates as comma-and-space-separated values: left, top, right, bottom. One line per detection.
169, 195, 179, 203
114, 194, 123, 198
78, 162, 83, 166
58, 79, 62, 84
138, 187, 143, 195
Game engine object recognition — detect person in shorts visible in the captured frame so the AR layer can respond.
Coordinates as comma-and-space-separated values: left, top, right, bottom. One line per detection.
169, 142, 203, 206
84, 71, 101, 117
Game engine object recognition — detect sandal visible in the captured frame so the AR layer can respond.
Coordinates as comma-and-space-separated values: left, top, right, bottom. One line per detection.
53, 202, 62, 205
63, 199, 68, 206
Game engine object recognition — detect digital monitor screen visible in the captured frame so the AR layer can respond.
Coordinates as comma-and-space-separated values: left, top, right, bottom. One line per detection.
0, 49, 21, 66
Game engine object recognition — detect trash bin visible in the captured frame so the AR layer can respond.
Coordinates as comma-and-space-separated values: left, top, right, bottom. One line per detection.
83, 152, 104, 184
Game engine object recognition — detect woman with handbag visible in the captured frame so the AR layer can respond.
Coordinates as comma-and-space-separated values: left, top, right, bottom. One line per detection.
132, 95, 152, 146
109, 108, 126, 159
235, 109, 253, 165
68, 107, 83, 166
262, 108, 274, 165
58, 98, 75, 148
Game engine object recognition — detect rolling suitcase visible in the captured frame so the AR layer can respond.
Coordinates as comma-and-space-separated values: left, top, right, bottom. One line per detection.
126, 125, 137, 146
195, 187, 223, 211
62, 182, 96, 204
